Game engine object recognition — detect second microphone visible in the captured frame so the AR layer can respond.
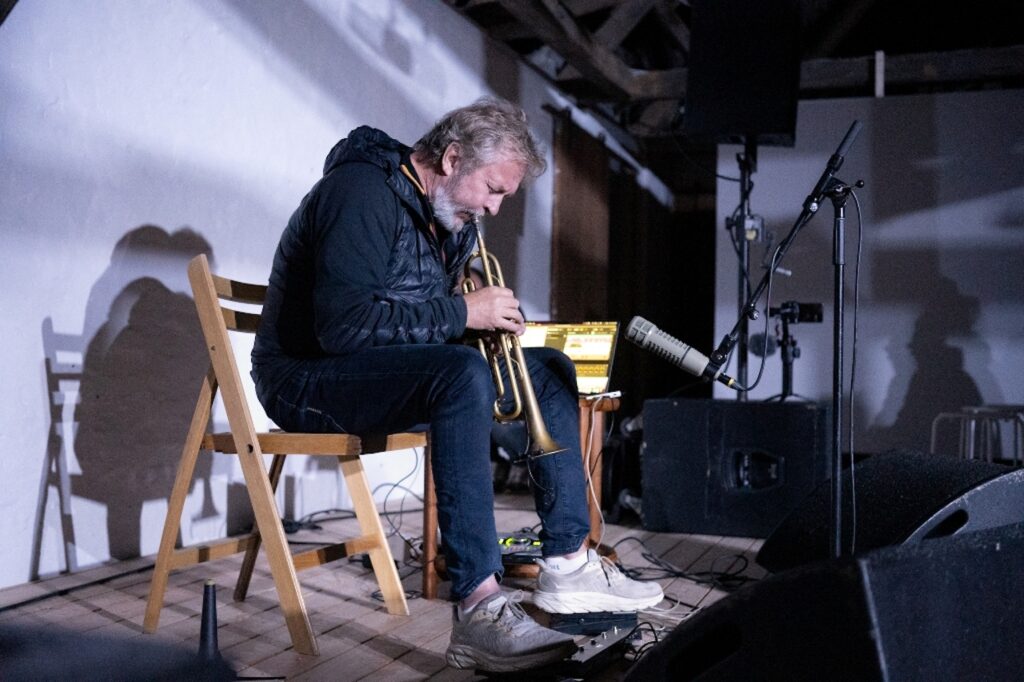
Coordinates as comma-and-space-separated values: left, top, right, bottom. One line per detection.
625, 316, 738, 390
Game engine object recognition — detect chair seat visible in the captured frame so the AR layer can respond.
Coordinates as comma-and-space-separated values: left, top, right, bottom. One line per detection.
201, 431, 427, 456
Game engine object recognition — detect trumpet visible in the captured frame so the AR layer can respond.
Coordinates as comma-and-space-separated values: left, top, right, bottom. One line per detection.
462, 227, 567, 458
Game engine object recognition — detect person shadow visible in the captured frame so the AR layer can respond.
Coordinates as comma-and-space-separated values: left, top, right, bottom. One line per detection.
65, 226, 216, 561
867, 253, 988, 455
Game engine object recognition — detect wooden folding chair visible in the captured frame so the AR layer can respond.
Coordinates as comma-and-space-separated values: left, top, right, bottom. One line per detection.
144, 254, 426, 656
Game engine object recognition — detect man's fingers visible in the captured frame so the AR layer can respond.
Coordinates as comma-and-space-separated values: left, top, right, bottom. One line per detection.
463, 285, 525, 333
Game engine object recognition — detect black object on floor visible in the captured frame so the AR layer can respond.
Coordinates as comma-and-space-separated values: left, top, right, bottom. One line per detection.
624, 522, 1024, 681
198, 579, 221, 662
0, 623, 235, 681
757, 449, 1024, 572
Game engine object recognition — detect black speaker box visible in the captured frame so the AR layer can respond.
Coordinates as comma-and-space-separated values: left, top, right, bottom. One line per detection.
624, 522, 1024, 682
641, 399, 830, 537
757, 449, 1024, 572
683, 0, 802, 146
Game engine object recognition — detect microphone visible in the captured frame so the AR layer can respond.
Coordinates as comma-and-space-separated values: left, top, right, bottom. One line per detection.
626, 316, 739, 390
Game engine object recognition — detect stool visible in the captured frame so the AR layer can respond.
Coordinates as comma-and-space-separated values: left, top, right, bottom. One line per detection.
931, 405, 1024, 465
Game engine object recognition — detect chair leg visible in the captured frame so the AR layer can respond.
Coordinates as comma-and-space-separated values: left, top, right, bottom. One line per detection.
422, 437, 440, 600
236, 445, 318, 655
339, 454, 409, 616
145, 370, 216, 633
234, 453, 286, 601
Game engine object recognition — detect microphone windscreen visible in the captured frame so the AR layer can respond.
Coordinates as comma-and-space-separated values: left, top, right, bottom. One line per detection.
626, 316, 651, 343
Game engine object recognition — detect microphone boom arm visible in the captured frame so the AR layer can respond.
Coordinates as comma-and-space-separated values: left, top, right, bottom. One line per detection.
709, 121, 863, 372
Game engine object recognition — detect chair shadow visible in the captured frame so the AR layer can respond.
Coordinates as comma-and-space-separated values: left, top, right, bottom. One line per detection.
31, 318, 85, 579
33, 225, 220, 574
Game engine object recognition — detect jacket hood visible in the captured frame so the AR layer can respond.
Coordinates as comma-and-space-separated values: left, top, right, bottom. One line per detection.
323, 126, 408, 176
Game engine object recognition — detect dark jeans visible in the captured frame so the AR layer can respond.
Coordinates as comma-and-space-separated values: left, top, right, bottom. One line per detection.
253, 344, 591, 600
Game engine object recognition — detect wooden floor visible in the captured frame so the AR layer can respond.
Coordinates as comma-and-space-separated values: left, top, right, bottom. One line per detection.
0, 492, 765, 680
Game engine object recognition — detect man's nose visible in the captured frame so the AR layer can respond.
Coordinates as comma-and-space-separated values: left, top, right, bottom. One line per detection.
485, 196, 503, 216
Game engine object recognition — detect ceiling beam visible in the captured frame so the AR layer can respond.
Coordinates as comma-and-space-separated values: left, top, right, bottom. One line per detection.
497, 0, 686, 100
498, 0, 632, 98
652, 0, 690, 52
452, 0, 503, 9
594, 0, 657, 49
800, 45, 1024, 95
804, 0, 881, 57
561, 0, 625, 15
490, 20, 540, 42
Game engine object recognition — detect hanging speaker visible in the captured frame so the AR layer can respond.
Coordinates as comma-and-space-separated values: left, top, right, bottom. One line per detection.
683, 0, 801, 146
757, 449, 1024, 572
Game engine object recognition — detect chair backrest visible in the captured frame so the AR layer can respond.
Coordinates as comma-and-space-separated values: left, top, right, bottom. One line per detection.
187, 254, 269, 457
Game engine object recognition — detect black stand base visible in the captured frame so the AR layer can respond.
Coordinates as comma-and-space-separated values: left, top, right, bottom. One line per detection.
199, 579, 222, 663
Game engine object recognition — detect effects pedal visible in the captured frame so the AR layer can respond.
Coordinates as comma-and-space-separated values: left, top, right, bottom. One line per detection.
549, 610, 637, 635
558, 624, 637, 678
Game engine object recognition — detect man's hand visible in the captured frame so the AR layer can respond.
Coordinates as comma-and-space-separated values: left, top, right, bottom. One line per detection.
464, 285, 525, 335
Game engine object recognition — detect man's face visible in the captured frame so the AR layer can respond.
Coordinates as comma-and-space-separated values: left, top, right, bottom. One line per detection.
432, 153, 526, 233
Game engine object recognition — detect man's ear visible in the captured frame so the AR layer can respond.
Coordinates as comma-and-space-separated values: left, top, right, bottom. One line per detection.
440, 142, 462, 177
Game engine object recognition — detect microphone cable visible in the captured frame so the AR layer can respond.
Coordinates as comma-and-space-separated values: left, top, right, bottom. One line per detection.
847, 186, 865, 555
719, 239, 781, 395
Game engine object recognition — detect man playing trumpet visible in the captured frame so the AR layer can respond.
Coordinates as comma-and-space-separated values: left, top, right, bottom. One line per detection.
252, 97, 662, 673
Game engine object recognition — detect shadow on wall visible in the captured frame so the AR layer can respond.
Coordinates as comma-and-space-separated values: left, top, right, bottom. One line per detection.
865, 248, 989, 454
869, 91, 1024, 222
44, 226, 216, 564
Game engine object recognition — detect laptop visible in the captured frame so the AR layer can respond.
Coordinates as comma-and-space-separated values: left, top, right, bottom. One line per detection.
519, 321, 619, 396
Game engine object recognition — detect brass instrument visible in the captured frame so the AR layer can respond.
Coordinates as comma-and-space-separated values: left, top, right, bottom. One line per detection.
462, 227, 567, 458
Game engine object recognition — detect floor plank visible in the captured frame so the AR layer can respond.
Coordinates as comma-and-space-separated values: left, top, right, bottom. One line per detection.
0, 491, 767, 680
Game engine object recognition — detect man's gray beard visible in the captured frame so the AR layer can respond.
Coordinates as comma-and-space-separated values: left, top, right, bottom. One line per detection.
431, 177, 475, 234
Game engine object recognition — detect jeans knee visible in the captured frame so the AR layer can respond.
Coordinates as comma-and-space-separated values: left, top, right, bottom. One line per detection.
443, 346, 497, 406
525, 347, 577, 400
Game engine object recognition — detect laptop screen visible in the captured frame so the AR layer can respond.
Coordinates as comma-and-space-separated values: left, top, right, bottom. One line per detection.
520, 321, 619, 395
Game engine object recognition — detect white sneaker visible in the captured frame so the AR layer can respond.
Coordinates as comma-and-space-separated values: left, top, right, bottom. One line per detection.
534, 549, 664, 614
446, 591, 577, 672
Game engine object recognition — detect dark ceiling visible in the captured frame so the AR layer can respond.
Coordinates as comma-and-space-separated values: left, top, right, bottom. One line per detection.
444, 0, 1024, 150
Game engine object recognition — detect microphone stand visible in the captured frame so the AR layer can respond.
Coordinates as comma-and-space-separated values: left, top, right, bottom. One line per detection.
729, 139, 758, 402
709, 121, 864, 560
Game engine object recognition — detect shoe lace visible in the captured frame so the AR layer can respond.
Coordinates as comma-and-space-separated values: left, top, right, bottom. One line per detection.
492, 591, 530, 633
597, 554, 626, 586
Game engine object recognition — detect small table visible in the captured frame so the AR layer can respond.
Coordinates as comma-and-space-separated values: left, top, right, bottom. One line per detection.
578, 396, 620, 550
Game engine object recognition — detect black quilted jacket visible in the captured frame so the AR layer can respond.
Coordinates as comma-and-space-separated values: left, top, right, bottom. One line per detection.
251, 126, 478, 396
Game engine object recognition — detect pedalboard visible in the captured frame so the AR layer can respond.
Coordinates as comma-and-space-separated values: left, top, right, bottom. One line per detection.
557, 624, 637, 678
549, 610, 637, 635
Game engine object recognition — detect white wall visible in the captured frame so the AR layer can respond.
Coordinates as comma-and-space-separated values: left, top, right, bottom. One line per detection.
713, 90, 1024, 455
0, 0, 562, 589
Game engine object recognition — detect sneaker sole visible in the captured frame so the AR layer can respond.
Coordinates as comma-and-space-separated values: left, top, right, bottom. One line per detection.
533, 589, 663, 614
445, 641, 576, 673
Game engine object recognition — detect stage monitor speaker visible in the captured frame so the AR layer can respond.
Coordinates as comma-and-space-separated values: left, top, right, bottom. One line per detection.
757, 449, 1024, 572
641, 399, 830, 538
623, 522, 1024, 682
683, 0, 801, 147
